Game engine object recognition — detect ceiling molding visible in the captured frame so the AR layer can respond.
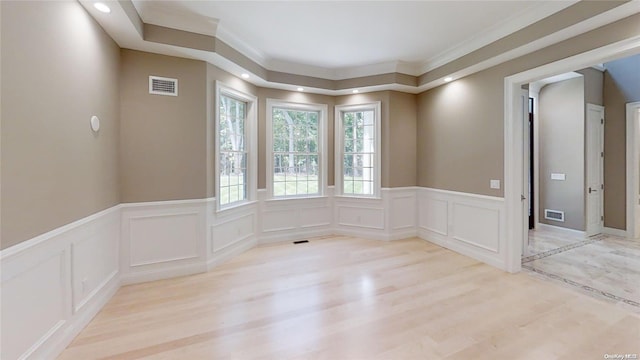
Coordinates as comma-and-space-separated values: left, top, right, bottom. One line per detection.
79, 0, 639, 95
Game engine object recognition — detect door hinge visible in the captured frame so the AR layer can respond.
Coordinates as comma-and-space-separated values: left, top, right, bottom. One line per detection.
601, 215, 604, 221
601, 118, 604, 124
601, 184, 604, 190
601, 151, 604, 157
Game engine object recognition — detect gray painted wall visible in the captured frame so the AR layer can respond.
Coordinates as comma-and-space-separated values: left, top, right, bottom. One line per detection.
538, 77, 585, 231
1, 2, 121, 249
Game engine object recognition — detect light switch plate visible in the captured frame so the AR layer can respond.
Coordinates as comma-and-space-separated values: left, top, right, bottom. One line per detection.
490, 180, 500, 189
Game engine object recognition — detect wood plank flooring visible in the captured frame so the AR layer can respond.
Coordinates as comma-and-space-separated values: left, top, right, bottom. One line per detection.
59, 236, 640, 359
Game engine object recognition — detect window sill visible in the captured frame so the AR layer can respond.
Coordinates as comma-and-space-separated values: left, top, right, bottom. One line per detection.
217, 200, 258, 214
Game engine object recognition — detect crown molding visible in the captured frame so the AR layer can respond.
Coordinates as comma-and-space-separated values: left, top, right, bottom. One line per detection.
79, 0, 639, 95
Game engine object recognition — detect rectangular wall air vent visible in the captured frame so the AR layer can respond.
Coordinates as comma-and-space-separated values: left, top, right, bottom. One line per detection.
149, 76, 178, 96
544, 209, 565, 222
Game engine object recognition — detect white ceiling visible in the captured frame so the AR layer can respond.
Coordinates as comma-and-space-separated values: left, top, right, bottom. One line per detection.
131, 1, 577, 78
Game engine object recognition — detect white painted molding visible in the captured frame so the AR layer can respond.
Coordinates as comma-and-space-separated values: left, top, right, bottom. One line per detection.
0, 206, 120, 360
537, 223, 586, 237
603, 226, 628, 238
417, 187, 507, 270
626, 101, 640, 239
504, 36, 640, 273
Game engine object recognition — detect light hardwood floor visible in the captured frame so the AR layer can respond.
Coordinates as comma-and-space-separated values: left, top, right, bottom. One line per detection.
59, 236, 640, 359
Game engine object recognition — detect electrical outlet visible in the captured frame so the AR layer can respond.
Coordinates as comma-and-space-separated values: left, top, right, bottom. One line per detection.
490, 180, 500, 189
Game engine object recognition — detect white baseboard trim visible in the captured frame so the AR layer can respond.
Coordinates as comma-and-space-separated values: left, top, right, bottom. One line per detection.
416, 187, 507, 271
537, 223, 586, 236
259, 228, 333, 245
120, 261, 207, 285
207, 237, 258, 270
602, 226, 628, 238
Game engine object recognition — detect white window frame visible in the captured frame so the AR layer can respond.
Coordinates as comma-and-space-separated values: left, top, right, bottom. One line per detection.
266, 99, 328, 199
335, 102, 382, 198
215, 82, 257, 211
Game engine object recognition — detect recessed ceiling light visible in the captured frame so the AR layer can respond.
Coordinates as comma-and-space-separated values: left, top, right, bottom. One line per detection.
444, 77, 453, 82
352, 89, 359, 94
241, 73, 250, 79
94, 2, 111, 13
297, 87, 304, 92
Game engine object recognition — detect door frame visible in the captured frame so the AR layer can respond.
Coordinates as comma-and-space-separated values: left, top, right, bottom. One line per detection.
585, 103, 605, 237
504, 38, 640, 273
626, 101, 640, 238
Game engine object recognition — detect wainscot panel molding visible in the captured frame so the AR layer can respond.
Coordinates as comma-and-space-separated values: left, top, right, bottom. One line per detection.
2, 186, 513, 359
334, 187, 419, 241
417, 187, 507, 270
120, 200, 208, 285
257, 188, 335, 244
0, 206, 121, 360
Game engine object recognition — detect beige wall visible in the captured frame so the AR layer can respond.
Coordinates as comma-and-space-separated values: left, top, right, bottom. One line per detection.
603, 53, 640, 230
417, 67, 504, 196
538, 77, 585, 231
417, 13, 640, 198
1, 1, 121, 249
388, 91, 417, 187
119, 50, 207, 202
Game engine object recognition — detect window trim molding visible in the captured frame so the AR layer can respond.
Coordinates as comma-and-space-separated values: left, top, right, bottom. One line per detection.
215, 81, 258, 211
265, 99, 328, 199
334, 102, 382, 199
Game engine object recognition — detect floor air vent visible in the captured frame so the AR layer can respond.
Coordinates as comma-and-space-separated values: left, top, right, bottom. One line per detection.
544, 209, 565, 222
149, 76, 178, 96
293, 240, 309, 244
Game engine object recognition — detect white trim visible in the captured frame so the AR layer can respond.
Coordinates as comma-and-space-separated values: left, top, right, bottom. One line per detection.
215, 82, 258, 211
603, 226, 628, 238
626, 101, 640, 238
334, 102, 382, 198
265, 99, 328, 199
0, 205, 121, 260
585, 103, 605, 236
537, 223, 585, 237
505, 37, 640, 273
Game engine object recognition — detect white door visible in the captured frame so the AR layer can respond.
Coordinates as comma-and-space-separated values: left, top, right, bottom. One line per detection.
522, 89, 530, 255
586, 104, 605, 236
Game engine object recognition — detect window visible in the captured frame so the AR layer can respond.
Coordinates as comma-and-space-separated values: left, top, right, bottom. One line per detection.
216, 83, 257, 209
266, 100, 327, 198
335, 102, 381, 197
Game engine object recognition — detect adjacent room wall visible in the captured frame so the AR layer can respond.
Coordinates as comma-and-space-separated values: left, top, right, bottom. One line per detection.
603, 53, 640, 230
538, 77, 585, 231
119, 50, 207, 203
417, 12, 640, 198
0, 1, 121, 249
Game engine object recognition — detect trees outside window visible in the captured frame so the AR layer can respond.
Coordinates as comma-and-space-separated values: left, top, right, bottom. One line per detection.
335, 102, 381, 198
216, 84, 256, 209
267, 100, 327, 198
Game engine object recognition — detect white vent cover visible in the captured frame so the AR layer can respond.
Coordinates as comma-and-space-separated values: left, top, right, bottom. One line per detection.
544, 209, 565, 222
149, 76, 178, 96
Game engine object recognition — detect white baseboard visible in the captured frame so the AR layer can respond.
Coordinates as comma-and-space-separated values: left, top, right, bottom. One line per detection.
602, 226, 627, 237
416, 187, 507, 271
537, 222, 586, 236
0, 206, 121, 360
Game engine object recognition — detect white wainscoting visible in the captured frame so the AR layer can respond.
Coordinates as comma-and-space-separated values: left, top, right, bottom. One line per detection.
258, 189, 334, 244
0, 206, 121, 360
120, 199, 208, 285
208, 201, 259, 269
417, 188, 507, 270
1, 186, 511, 359
334, 187, 418, 240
